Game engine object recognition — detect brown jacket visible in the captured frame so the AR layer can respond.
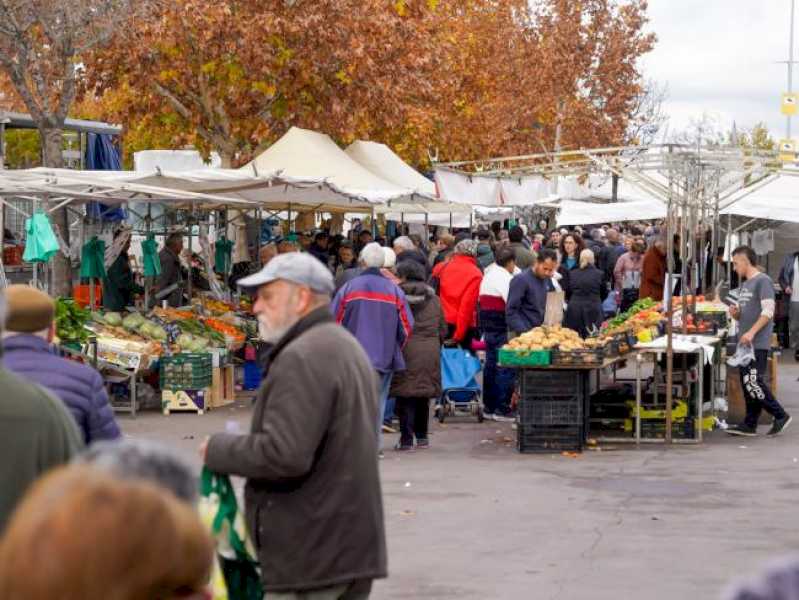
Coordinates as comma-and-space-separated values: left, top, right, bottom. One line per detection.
206, 308, 386, 592
390, 282, 447, 399
640, 247, 667, 301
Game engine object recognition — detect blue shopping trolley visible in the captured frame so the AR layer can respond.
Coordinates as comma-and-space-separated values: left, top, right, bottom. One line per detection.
436, 347, 484, 423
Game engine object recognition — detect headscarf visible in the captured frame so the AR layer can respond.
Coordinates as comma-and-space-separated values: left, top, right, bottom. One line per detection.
454, 239, 479, 257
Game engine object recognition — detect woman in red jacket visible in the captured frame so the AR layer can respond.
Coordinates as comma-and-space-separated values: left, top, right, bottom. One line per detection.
432, 239, 483, 349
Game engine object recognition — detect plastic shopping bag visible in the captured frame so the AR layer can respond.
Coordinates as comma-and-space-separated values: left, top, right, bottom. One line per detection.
727, 343, 755, 368
23, 212, 60, 263
198, 468, 263, 600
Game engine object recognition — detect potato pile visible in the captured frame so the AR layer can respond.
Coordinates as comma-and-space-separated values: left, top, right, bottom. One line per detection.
504, 325, 585, 352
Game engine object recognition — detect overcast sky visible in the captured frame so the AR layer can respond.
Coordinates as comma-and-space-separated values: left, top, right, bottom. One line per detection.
641, 0, 795, 141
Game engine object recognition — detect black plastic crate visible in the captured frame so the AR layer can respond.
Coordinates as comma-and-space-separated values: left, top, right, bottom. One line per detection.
160, 352, 213, 391
519, 396, 582, 425
520, 370, 586, 396
640, 418, 696, 440
551, 347, 605, 367
517, 423, 583, 454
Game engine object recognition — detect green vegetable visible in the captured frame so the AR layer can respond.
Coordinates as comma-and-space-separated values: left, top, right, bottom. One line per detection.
55, 298, 91, 343
104, 312, 122, 326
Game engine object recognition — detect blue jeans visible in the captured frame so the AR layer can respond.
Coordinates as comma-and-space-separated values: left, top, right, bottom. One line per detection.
384, 396, 396, 425
377, 371, 393, 450
483, 330, 516, 415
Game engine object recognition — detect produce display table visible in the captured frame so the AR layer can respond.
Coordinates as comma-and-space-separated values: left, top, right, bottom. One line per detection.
503, 356, 626, 453
603, 333, 726, 445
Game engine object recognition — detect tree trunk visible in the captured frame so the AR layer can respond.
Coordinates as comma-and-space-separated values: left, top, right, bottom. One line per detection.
40, 126, 73, 297
219, 151, 234, 169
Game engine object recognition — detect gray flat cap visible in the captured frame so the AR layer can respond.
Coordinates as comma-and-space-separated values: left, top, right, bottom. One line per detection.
238, 252, 334, 295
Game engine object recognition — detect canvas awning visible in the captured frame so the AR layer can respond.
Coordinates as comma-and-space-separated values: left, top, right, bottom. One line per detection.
345, 140, 436, 196
246, 127, 433, 204
721, 172, 799, 224
556, 199, 667, 227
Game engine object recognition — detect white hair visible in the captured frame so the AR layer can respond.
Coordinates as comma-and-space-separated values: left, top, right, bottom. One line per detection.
360, 242, 386, 268
579, 248, 595, 269
382, 247, 397, 269
392, 236, 415, 253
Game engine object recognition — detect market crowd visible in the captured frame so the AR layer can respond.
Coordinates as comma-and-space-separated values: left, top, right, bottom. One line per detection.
0, 216, 791, 599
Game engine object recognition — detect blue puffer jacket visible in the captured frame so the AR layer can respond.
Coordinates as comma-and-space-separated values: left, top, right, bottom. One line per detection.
331, 268, 414, 374
3, 334, 121, 444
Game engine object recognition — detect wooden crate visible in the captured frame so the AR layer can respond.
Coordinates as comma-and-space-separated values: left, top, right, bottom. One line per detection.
162, 388, 208, 415
209, 365, 236, 409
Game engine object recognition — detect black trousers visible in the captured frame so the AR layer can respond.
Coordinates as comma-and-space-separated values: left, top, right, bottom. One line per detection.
740, 349, 788, 429
396, 397, 430, 447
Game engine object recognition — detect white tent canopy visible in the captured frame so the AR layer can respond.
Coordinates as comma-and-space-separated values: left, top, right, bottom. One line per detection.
247, 127, 433, 203
345, 140, 436, 196
556, 199, 667, 227
434, 169, 599, 207
721, 173, 799, 223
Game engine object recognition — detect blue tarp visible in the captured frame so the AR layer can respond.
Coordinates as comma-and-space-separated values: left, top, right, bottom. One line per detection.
85, 133, 126, 222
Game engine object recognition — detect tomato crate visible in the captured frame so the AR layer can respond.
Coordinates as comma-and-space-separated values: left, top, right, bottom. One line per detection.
517, 423, 583, 454
160, 353, 213, 391
498, 348, 551, 367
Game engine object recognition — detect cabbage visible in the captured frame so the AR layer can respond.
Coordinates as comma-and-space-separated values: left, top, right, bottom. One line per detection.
176, 333, 194, 348
151, 326, 167, 341
104, 312, 122, 326
139, 322, 155, 337
122, 313, 144, 330
193, 337, 209, 350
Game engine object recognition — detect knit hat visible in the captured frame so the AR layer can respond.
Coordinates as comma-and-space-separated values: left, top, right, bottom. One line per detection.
4, 284, 55, 333
454, 239, 479, 257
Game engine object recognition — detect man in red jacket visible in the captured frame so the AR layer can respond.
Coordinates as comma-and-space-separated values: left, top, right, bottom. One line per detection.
432, 239, 483, 349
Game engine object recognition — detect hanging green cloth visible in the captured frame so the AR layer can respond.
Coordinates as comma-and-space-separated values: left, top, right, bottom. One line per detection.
22, 211, 60, 263
142, 233, 162, 277
199, 467, 263, 600
79, 237, 107, 280
215, 238, 234, 275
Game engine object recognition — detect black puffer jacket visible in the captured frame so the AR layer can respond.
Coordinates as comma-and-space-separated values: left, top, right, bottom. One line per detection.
390, 282, 447, 399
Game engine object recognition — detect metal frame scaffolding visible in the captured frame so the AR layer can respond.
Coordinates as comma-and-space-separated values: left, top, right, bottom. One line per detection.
438, 143, 787, 443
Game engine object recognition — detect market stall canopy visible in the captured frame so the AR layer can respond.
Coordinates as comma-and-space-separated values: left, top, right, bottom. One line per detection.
434, 169, 598, 206
556, 199, 667, 227
345, 140, 436, 196
134, 149, 222, 172
4, 167, 382, 213
247, 127, 433, 203
721, 172, 799, 224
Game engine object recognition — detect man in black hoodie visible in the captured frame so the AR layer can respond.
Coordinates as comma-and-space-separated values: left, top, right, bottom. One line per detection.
308, 231, 331, 267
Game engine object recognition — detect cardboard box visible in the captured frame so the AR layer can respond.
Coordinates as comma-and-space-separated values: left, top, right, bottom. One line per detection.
162, 389, 207, 415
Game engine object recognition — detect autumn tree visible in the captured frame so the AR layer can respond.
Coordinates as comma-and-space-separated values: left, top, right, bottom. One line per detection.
82, 0, 656, 170
83, 0, 444, 167
0, 0, 139, 294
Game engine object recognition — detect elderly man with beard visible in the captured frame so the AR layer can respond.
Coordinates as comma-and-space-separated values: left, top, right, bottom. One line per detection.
201, 253, 387, 599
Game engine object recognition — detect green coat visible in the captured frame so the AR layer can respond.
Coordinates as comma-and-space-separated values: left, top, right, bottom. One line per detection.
0, 367, 84, 533
103, 252, 143, 312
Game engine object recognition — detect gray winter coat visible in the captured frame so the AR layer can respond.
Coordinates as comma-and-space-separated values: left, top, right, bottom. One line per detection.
390, 282, 447, 399
206, 308, 387, 592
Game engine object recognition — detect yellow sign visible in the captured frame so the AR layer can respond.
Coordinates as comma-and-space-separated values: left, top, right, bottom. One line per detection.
783, 93, 798, 116
779, 139, 796, 162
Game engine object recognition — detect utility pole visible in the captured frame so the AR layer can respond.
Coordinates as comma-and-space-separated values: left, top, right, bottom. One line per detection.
787, 0, 796, 139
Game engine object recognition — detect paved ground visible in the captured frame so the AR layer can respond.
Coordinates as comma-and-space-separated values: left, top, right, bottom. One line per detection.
120, 356, 799, 600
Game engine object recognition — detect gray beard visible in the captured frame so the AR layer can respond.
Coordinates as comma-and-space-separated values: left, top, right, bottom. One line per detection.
258, 316, 299, 344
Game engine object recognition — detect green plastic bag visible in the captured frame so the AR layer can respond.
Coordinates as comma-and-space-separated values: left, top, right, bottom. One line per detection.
199, 467, 263, 600
142, 234, 161, 277
214, 238, 234, 275
79, 237, 107, 280
23, 212, 60, 263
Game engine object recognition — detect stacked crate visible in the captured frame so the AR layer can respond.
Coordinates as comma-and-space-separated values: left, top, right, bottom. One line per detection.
160, 353, 213, 415
517, 370, 587, 453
